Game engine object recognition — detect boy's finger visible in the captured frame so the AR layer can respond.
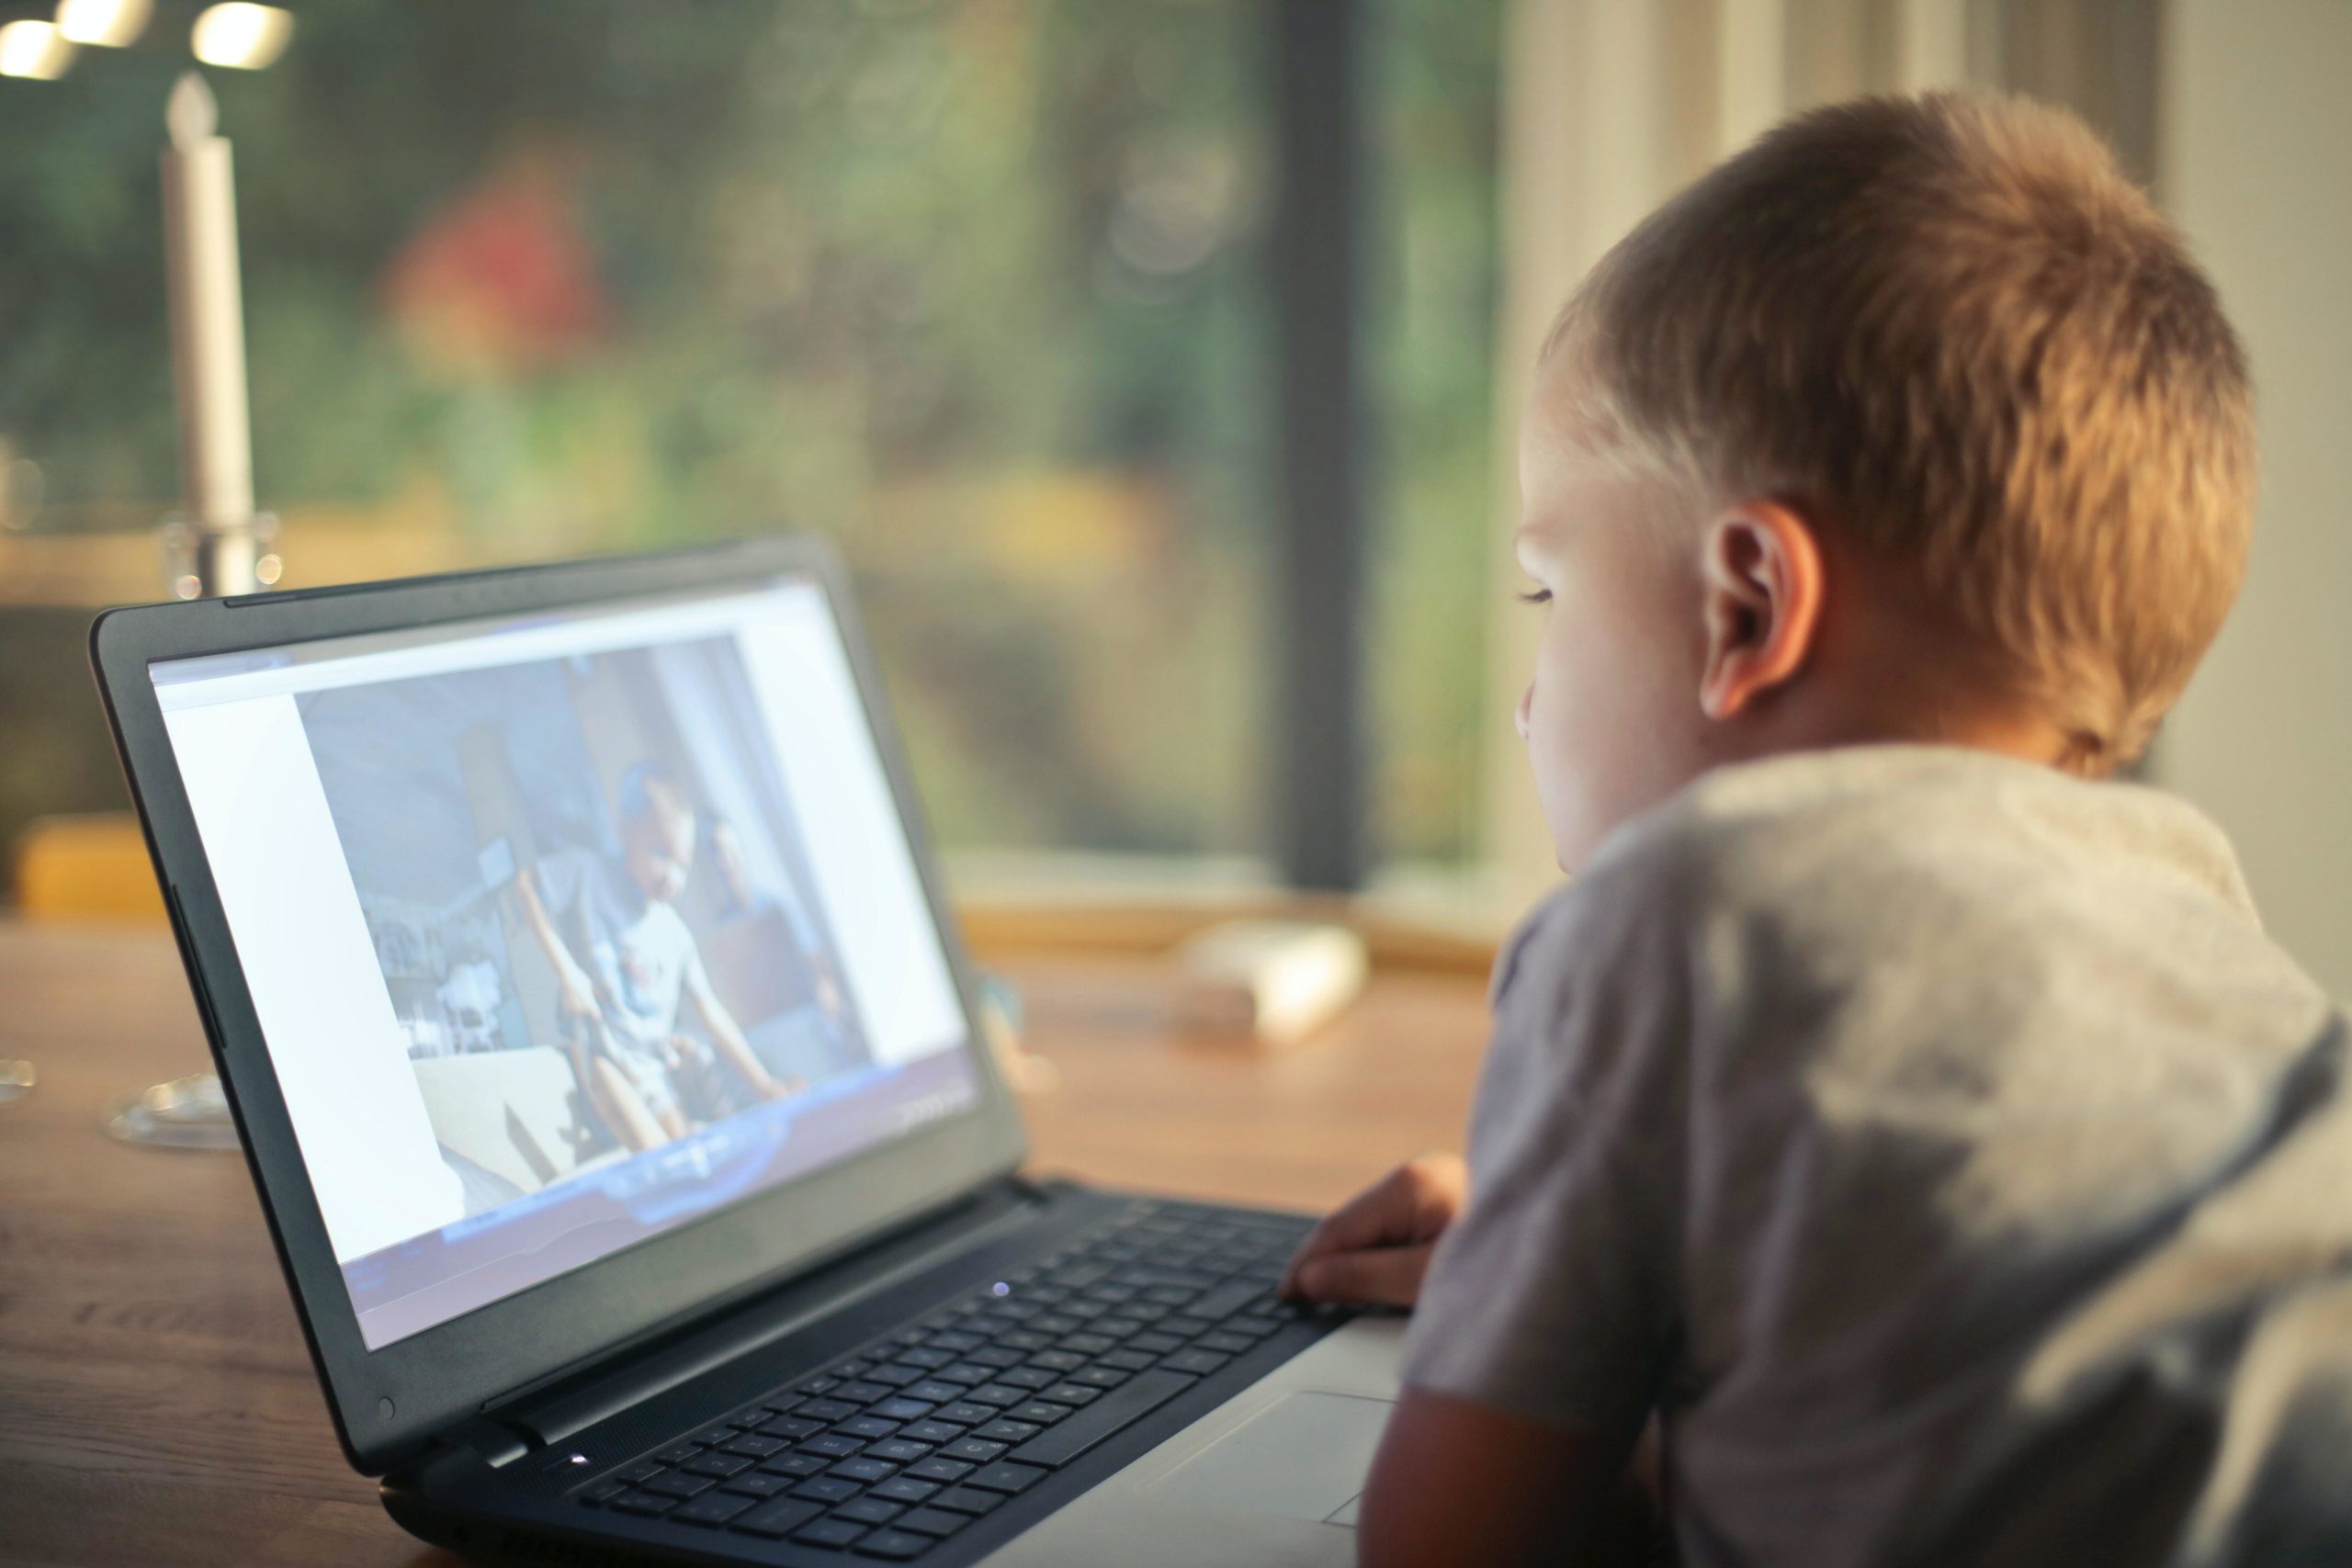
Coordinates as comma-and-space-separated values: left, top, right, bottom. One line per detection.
1280, 1163, 1442, 1297
1293, 1244, 1434, 1309
1308, 1165, 1423, 1253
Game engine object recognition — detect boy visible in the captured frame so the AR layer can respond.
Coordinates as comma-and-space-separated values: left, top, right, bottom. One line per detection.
1284, 95, 2352, 1566
514, 761, 799, 1152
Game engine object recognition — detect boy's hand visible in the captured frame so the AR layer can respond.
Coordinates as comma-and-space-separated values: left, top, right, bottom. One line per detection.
555, 961, 601, 1023
1280, 1153, 1467, 1308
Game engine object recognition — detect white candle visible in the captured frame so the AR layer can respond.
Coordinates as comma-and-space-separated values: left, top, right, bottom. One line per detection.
161, 71, 256, 592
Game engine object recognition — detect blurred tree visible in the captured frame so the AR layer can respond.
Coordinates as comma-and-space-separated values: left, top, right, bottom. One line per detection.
0, 0, 1498, 871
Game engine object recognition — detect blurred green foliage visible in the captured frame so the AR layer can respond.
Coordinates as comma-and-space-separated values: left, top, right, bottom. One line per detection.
0, 0, 1497, 870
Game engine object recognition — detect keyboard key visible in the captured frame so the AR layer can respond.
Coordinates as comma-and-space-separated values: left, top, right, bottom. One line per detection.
1069, 1366, 1129, 1389
973, 1419, 1042, 1444
897, 1347, 954, 1369
791, 1476, 864, 1505
793, 1517, 870, 1550
867, 1361, 929, 1387
1196, 1332, 1254, 1355
1163, 1349, 1231, 1376
905, 1381, 966, 1404
941, 1437, 1007, 1463
831, 1457, 899, 1483
1027, 1350, 1085, 1373
642, 1472, 716, 1499
967, 1346, 1024, 1369
901, 1420, 966, 1444
840, 1416, 902, 1439
937, 1402, 998, 1426
868, 1438, 933, 1462
760, 1451, 829, 1477
725, 1433, 788, 1458
1065, 1333, 1115, 1355
1041, 1383, 1103, 1407
1100, 1349, 1158, 1372
966, 1383, 1026, 1407
854, 1529, 933, 1560
683, 1451, 755, 1478
1161, 1316, 1215, 1340
1011, 1369, 1199, 1468
834, 1496, 906, 1526
1000, 1367, 1056, 1390
896, 1506, 969, 1538
799, 1377, 841, 1395
836, 1381, 894, 1404
609, 1490, 678, 1516
798, 1398, 858, 1421
760, 1415, 824, 1439
653, 1442, 703, 1464
872, 1397, 938, 1422
931, 1485, 1007, 1517
730, 1496, 822, 1539
673, 1490, 756, 1527
933, 1363, 992, 1386
581, 1480, 629, 1506
927, 1329, 983, 1353
966, 1461, 1049, 1495
837, 1359, 875, 1378
616, 1461, 664, 1484
1006, 1401, 1076, 1427
907, 1457, 974, 1483
1129, 1332, 1182, 1355
1187, 1280, 1272, 1321
721, 1472, 794, 1498
799, 1433, 866, 1458
872, 1476, 941, 1505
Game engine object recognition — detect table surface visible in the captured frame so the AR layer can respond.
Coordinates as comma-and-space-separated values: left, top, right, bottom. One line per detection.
0, 921, 1489, 1567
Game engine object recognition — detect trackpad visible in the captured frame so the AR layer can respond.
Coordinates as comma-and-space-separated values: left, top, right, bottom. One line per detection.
1149, 1391, 1392, 1526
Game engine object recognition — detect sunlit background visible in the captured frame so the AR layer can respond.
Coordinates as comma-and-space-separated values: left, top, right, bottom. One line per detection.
4, 1, 2350, 988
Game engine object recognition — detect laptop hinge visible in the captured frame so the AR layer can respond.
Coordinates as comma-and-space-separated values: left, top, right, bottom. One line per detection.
491, 1177, 1046, 1452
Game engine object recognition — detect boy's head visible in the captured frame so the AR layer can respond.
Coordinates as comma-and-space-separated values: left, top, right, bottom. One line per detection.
619, 763, 696, 904
1516, 92, 2255, 872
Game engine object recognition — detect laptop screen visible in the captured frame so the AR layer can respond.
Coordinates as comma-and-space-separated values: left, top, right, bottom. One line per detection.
150, 574, 983, 1349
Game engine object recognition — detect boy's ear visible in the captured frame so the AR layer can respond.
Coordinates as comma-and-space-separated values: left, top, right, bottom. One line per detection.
1697, 499, 1826, 721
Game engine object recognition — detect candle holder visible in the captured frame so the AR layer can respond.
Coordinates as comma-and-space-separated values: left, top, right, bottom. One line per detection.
105, 512, 283, 1152
160, 510, 280, 599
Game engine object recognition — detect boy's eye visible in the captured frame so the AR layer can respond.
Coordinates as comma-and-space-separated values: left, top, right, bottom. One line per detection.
1517, 587, 1553, 607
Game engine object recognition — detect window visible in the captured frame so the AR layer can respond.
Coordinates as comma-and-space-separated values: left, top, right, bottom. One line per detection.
0, 0, 1502, 892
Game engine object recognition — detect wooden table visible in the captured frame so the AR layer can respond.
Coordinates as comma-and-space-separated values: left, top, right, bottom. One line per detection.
0, 921, 1490, 1567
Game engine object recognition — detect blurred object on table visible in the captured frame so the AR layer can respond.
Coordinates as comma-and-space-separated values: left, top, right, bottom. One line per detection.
1170, 919, 1369, 1046
14, 812, 164, 923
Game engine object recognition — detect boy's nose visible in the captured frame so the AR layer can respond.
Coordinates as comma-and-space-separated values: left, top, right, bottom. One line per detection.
1514, 682, 1533, 741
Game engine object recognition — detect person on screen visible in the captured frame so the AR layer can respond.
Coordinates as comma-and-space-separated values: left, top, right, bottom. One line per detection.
513, 762, 800, 1153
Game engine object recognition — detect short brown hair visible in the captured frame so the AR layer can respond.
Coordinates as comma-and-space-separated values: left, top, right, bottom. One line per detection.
1546, 92, 2255, 765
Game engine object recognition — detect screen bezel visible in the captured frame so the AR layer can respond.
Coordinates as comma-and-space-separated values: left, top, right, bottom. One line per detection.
90, 538, 1028, 1476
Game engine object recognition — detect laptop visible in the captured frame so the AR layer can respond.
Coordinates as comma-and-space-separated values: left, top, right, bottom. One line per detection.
91, 537, 1404, 1567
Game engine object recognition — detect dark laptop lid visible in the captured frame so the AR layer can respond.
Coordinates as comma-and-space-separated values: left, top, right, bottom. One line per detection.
91, 539, 1027, 1474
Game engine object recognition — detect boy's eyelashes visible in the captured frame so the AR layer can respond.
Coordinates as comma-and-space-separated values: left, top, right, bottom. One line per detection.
1517, 586, 1554, 607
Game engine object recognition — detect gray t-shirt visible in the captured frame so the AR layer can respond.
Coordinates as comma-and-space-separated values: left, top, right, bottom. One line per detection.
1406, 746, 2352, 1568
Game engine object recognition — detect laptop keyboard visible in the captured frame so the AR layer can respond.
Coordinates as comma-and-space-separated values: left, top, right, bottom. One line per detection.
574, 1200, 1323, 1560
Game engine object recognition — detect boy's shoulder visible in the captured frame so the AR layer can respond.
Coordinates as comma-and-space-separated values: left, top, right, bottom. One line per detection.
1501, 743, 2269, 1017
